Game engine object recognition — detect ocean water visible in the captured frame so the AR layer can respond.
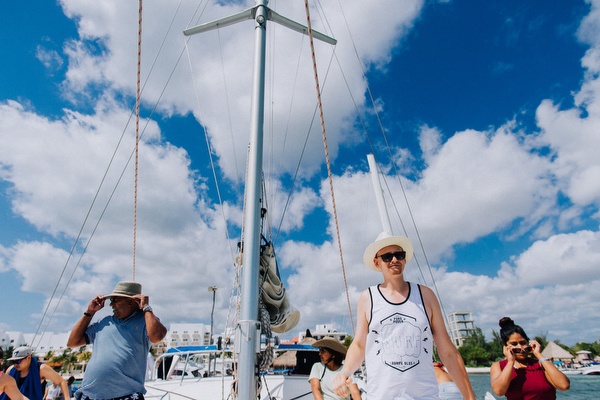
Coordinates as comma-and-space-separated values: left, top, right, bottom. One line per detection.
468, 373, 600, 399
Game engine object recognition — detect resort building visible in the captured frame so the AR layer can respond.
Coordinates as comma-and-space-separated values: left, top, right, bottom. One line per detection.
297, 324, 348, 343
446, 312, 476, 347
150, 323, 212, 356
23, 332, 72, 356
0, 331, 28, 351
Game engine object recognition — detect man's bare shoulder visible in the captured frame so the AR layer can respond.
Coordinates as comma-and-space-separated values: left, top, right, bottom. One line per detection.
417, 284, 437, 302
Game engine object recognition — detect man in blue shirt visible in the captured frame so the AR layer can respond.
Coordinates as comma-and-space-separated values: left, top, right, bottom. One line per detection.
67, 281, 167, 400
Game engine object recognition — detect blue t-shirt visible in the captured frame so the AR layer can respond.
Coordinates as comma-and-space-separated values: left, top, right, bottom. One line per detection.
77, 311, 150, 399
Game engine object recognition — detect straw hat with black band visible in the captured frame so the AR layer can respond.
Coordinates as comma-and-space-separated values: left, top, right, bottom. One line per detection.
311, 337, 348, 356
363, 231, 414, 271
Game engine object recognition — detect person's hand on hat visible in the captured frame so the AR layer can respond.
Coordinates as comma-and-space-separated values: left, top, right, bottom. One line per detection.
86, 295, 106, 316
132, 294, 149, 309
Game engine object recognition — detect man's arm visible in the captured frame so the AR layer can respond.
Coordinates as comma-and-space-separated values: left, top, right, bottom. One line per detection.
421, 286, 476, 400
39, 365, 70, 400
68, 295, 104, 348
133, 294, 167, 343
332, 289, 370, 398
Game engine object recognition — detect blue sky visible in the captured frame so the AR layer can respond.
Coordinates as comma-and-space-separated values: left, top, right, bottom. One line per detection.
1, 0, 600, 347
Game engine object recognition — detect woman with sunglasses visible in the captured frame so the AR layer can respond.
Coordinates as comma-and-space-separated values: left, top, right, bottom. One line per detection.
490, 317, 570, 399
309, 338, 361, 400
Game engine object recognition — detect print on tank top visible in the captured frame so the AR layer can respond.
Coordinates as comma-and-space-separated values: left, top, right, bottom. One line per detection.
375, 312, 424, 372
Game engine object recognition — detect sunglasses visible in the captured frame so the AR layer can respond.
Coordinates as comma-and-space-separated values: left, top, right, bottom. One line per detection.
511, 346, 532, 354
11, 359, 25, 364
376, 251, 406, 262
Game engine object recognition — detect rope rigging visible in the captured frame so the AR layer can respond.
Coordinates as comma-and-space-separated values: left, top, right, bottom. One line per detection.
31, 0, 451, 371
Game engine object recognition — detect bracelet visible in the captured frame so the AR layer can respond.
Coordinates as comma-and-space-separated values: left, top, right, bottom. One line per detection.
83, 312, 93, 318
539, 357, 549, 365
339, 371, 352, 380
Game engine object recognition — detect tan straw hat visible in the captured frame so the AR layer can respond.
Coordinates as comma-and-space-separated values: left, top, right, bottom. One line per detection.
363, 231, 414, 271
311, 337, 347, 355
104, 281, 142, 299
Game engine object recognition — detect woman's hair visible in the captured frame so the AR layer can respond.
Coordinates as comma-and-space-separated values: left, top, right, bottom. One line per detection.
325, 347, 346, 363
499, 317, 529, 345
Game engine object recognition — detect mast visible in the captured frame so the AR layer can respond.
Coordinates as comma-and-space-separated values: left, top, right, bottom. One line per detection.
184, 2, 335, 399
367, 154, 393, 234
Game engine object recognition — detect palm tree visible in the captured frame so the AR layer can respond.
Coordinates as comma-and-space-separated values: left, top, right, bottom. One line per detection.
44, 350, 55, 363
77, 350, 92, 373
62, 350, 79, 374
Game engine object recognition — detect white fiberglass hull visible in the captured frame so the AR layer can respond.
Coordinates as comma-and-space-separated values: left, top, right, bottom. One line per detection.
145, 374, 313, 400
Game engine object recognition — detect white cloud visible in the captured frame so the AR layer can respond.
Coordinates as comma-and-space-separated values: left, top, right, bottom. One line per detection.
3, 0, 600, 347
36, 46, 64, 72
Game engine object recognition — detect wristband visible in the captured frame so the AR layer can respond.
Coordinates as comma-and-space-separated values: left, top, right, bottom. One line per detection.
339, 371, 352, 380
83, 312, 93, 318
539, 357, 549, 365
143, 305, 153, 313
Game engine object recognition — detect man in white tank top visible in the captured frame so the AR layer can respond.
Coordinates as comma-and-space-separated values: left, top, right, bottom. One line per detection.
332, 232, 475, 400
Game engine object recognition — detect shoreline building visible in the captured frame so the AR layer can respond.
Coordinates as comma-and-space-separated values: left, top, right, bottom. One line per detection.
297, 324, 348, 343
447, 312, 476, 347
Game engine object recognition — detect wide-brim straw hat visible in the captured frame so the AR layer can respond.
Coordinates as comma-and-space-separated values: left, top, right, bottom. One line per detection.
363, 231, 414, 271
104, 281, 142, 299
311, 337, 347, 355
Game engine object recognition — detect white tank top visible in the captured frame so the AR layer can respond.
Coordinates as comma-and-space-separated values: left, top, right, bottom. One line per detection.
365, 282, 440, 399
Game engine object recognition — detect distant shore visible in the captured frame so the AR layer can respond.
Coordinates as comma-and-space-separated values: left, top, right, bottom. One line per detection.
466, 367, 491, 374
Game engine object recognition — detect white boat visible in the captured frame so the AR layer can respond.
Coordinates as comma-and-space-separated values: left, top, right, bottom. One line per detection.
581, 364, 600, 375
558, 367, 582, 375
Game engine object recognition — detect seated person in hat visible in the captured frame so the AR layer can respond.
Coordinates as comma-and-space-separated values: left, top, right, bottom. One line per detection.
67, 281, 167, 400
332, 232, 475, 400
0, 346, 69, 400
309, 338, 361, 400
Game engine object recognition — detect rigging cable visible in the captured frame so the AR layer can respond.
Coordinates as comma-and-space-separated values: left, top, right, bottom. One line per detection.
133, 0, 143, 281
32, 0, 200, 347
332, 0, 449, 321
304, 0, 354, 336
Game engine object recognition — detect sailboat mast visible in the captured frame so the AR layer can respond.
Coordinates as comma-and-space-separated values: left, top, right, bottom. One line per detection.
237, 1, 268, 399
367, 154, 393, 233
184, 2, 335, 398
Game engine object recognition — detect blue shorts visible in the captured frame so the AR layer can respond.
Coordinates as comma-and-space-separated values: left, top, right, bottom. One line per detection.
438, 382, 463, 400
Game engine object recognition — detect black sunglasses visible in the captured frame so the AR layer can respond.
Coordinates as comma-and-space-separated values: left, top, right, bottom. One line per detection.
511, 346, 532, 354
376, 251, 406, 262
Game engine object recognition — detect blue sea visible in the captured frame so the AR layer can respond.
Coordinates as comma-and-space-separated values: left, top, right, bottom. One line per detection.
469, 373, 600, 399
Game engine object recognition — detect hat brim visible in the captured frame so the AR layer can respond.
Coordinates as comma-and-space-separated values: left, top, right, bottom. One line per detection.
103, 293, 136, 299
8, 355, 28, 361
311, 338, 347, 355
363, 235, 414, 271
